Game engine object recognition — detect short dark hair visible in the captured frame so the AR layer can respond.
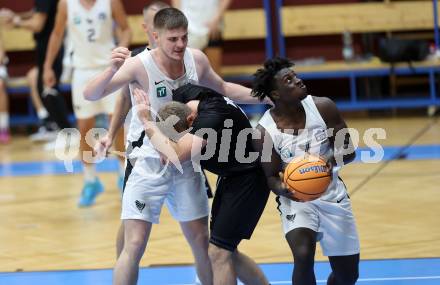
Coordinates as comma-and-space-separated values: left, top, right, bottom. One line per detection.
153, 7, 188, 31
251, 57, 294, 102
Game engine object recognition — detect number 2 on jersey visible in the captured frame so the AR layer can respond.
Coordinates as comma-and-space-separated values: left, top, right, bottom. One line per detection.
87, 28, 96, 42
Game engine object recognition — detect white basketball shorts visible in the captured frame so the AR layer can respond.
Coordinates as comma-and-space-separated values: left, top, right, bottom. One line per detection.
278, 194, 360, 257
121, 157, 210, 224
72, 67, 119, 119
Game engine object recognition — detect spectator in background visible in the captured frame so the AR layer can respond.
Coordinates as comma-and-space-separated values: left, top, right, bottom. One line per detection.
0, 40, 9, 144
172, 0, 232, 75
27, 67, 59, 142
0, 0, 73, 138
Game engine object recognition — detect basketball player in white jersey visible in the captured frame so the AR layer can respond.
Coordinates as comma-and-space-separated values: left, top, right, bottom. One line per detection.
252, 57, 360, 285
43, 0, 131, 207
90, 3, 212, 282
84, 7, 270, 285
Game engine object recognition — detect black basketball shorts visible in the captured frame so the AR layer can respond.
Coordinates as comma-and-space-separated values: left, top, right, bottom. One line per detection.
209, 167, 270, 251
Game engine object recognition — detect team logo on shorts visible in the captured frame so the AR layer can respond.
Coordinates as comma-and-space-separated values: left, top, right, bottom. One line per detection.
286, 214, 296, 222
156, 86, 167, 97
135, 200, 146, 213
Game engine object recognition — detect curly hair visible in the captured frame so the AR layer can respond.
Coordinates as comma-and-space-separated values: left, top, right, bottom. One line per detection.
251, 57, 294, 102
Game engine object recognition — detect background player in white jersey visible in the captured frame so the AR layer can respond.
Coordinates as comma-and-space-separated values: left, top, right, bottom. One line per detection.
85, 7, 270, 285
252, 57, 360, 285
43, 0, 132, 207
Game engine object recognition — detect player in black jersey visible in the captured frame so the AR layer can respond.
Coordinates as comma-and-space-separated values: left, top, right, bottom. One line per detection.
132, 83, 270, 285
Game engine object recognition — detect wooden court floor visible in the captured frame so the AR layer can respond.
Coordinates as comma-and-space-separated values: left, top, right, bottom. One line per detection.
0, 116, 439, 272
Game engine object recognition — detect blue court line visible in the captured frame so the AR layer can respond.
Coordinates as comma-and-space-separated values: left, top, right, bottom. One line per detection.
1, 144, 440, 177
0, 258, 439, 285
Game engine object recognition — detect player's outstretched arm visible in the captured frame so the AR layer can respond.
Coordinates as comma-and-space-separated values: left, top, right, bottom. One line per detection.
108, 85, 132, 141
193, 49, 271, 104
83, 47, 134, 101
93, 86, 131, 158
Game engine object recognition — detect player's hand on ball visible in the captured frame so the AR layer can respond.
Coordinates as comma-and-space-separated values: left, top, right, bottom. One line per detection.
110, 47, 130, 72
274, 172, 303, 202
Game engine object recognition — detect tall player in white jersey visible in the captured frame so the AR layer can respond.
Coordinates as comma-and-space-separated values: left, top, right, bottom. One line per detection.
252, 57, 360, 285
94, 3, 215, 285
43, 0, 131, 207
85, 7, 270, 285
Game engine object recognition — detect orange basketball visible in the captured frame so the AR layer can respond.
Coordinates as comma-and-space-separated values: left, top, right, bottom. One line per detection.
283, 155, 331, 201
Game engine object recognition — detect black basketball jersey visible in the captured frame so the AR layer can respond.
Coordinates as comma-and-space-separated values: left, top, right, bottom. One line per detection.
188, 91, 259, 176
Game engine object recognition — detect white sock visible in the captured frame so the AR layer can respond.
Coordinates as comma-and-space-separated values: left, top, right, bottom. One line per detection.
0, 112, 8, 130
37, 108, 49, 120
83, 164, 97, 183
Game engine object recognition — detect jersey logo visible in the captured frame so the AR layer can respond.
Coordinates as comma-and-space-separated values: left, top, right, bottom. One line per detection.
73, 16, 81, 25
156, 86, 167, 97
314, 129, 327, 142
154, 80, 164, 85
98, 12, 107, 20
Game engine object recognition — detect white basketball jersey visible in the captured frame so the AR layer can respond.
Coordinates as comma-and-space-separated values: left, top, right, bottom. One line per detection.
258, 95, 346, 201
126, 48, 199, 159
67, 0, 115, 69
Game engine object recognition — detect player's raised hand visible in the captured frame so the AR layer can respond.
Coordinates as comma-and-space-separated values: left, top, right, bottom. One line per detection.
132, 87, 152, 123
110, 47, 130, 72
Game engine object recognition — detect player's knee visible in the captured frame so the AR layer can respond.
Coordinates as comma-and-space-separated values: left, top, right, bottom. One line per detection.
292, 245, 315, 268
334, 270, 358, 285
0, 79, 5, 90
208, 244, 232, 264
124, 235, 147, 258
188, 229, 209, 249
